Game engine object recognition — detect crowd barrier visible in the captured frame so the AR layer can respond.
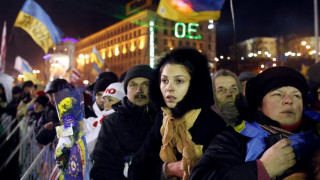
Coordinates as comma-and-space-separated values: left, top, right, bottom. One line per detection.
0, 114, 56, 179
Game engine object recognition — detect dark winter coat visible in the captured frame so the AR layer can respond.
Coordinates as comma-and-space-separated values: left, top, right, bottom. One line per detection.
189, 112, 320, 180
128, 107, 226, 180
34, 103, 60, 145
90, 96, 157, 180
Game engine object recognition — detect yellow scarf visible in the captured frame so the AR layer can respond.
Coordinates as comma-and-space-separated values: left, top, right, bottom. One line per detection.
160, 107, 203, 180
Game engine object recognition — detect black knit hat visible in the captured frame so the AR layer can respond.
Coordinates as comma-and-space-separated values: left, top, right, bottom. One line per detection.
246, 66, 309, 110
35, 95, 49, 107
123, 65, 153, 94
88, 72, 118, 91
94, 78, 116, 94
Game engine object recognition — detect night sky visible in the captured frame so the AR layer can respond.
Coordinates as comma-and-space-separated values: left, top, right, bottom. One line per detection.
0, 0, 318, 76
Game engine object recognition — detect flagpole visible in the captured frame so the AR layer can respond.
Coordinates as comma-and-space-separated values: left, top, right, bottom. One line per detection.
314, 0, 319, 63
230, 0, 239, 75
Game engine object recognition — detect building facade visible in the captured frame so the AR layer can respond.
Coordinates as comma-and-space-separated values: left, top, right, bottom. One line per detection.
232, 37, 278, 59
75, 9, 217, 82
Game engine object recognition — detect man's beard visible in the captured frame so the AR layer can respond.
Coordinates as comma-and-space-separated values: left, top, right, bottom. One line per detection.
219, 103, 239, 127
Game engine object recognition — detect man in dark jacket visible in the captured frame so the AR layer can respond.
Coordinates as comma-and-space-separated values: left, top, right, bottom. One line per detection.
34, 79, 68, 145
91, 65, 157, 179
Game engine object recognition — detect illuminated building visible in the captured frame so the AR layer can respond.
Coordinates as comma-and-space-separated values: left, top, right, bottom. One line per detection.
232, 37, 278, 59
43, 38, 78, 82
75, 9, 217, 81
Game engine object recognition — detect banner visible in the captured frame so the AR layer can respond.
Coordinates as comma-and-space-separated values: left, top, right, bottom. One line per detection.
0, 21, 6, 73
90, 46, 105, 68
157, 0, 226, 23
14, 0, 64, 53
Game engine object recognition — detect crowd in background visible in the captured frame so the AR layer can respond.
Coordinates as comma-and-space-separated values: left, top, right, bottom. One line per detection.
0, 47, 319, 180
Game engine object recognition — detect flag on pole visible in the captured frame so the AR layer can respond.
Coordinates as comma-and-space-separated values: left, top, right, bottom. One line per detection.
14, 0, 64, 53
157, 0, 226, 23
0, 21, 7, 73
14, 56, 41, 84
14, 56, 32, 73
90, 46, 105, 68
91, 63, 101, 76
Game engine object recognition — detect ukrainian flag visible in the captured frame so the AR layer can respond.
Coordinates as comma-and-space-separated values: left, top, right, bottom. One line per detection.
92, 63, 102, 76
90, 46, 105, 68
14, 0, 64, 53
157, 0, 226, 23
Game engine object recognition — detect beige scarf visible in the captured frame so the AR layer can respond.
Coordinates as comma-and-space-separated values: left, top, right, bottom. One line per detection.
160, 107, 203, 180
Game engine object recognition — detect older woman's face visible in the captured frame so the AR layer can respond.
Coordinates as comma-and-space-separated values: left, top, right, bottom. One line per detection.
160, 64, 191, 108
261, 86, 303, 125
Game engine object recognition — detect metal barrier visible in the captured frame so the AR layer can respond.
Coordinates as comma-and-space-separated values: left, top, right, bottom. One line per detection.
0, 115, 57, 179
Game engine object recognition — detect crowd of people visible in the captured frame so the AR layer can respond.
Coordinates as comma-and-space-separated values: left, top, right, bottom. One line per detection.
0, 47, 319, 180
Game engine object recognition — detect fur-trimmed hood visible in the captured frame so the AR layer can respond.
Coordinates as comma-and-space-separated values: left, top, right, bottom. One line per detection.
150, 48, 214, 118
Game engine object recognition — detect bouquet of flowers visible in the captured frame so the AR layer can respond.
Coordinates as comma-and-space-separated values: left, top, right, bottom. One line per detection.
53, 87, 89, 179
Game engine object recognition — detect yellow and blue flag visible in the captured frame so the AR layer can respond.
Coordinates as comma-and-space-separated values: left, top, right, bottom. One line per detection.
92, 63, 102, 76
14, 0, 64, 53
14, 56, 41, 84
157, 0, 226, 23
90, 46, 105, 68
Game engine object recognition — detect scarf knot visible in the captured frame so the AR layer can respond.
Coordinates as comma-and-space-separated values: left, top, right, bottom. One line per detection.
160, 107, 203, 180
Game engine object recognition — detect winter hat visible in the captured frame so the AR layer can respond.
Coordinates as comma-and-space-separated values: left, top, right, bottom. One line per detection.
88, 72, 118, 91
12, 86, 22, 95
35, 90, 46, 96
123, 65, 153, 94
238, 72, 257, 82
119, 71, 127, 82
102, 82, 125, 101
246, 66, 309, 110
35, 95, 49, 107
94, 78, 116, 94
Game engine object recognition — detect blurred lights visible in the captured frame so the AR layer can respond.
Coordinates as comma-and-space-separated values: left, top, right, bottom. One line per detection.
214, 57, 219, 62
122, 46, 127, 54
272, 58, 276, 61
220, 55, 224, 59
115, 46, 120, 56
260, 64, 265, 68
83, 80, 89, 85
227, 56, 230, 60
301, 41, 307, 46
273, 63, 277, 67
108, 49, 112, 58
130, 42, 135, 52
241, 57, 244, 60
306, 45, 311, 49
